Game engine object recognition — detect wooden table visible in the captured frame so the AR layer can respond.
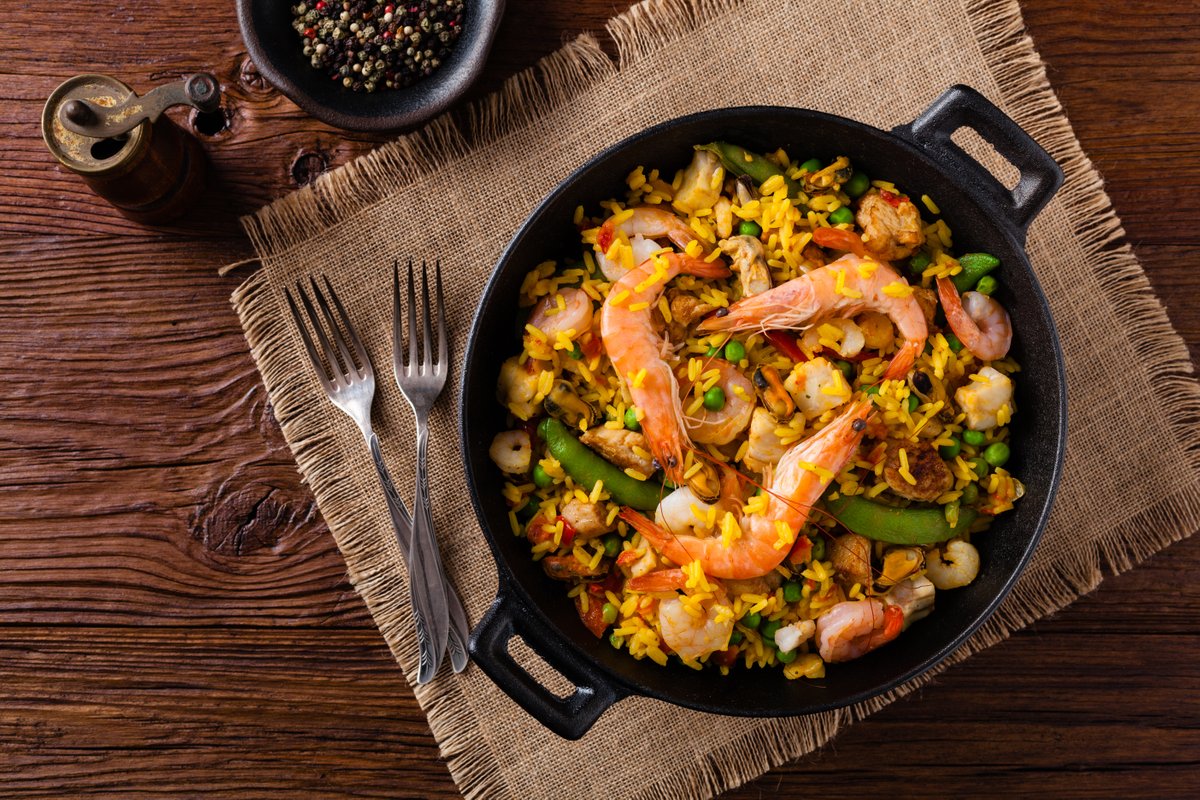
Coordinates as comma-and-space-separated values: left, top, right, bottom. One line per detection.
2, 2, 1197, 796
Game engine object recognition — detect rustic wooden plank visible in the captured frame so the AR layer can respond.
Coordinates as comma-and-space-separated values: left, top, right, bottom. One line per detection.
0, 0, 1197, 797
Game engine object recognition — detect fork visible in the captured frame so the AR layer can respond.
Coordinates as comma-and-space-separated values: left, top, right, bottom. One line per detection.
284, 276, 468, 684
392, 258, 471, 685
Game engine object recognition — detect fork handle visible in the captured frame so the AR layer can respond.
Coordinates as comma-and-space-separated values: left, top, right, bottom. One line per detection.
368, 433, 470, 674
409, 418, 451, 684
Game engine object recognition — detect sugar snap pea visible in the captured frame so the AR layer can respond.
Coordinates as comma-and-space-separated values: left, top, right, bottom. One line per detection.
696, 142, 806, 198
951, 252, 1000, 292
537, 417, 665, 512
823, 494, 977, 545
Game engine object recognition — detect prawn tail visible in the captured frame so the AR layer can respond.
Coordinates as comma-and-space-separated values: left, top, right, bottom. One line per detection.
883, 338, 921, 379
627, 568, 688, 593
617, 507, 672, 551
811, 226, 869, 258
674, 254, 731, 281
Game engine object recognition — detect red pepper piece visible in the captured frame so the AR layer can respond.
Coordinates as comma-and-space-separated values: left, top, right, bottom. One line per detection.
574, 594, 608, 638
765, 330, 808, 362
787, 534, 812, 565
556, 515, 577, 548
880, 190, 903, 208
712, 646, 740, 668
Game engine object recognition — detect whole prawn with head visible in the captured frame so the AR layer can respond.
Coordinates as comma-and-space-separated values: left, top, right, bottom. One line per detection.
620, 397, 873, 579
700, 227, 928, 380
600, 243, 730, 493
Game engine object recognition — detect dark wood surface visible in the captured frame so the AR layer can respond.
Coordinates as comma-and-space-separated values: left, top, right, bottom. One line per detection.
2, 1, 1197, 797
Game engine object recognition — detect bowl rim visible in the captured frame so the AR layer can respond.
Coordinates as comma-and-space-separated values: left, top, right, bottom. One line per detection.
235, 0, 507, 132
461, 104, 1067, 717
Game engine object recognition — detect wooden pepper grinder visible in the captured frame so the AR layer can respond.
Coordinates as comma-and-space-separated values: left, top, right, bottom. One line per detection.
41, 73, 220, 224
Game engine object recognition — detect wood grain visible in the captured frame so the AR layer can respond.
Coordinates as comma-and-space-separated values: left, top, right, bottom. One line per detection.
1, 0, 1197, 797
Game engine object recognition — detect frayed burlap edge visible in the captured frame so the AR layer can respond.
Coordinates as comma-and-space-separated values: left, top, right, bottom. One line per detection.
231, 0, 1200, 798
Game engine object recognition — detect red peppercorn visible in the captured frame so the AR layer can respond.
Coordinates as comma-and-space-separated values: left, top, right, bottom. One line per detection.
304, 27, 316, 38
315, 0, 326, 9
382, 29, 393, 39
384, 3, 395, 11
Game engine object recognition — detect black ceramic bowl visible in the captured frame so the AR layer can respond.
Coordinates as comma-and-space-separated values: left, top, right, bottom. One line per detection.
462, 86, 1067, 739
236, 0, 505, 131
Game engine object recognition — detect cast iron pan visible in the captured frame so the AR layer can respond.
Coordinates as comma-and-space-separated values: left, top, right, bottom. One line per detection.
461, 86, 1067, 739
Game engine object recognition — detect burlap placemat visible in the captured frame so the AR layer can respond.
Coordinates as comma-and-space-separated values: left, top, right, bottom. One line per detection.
229, 0, 1200, 797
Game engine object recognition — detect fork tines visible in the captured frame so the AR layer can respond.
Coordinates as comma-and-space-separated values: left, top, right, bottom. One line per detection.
393, 259, 448, 380
285, 275, 372, 389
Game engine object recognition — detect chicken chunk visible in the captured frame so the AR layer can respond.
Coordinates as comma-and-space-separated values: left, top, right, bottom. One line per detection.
829, 533, 872, 590
883, 440, 953, 502
912, 286, 938, 328
718, 235, 773, 298
559, 497, 612, 540
856, 189, 925, 261
785, 357, 851, 418
579, 427, 656, 475
673, 149, 724, 214
497, 356, 542, 420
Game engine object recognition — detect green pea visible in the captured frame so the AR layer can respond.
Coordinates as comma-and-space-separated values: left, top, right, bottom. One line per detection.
729, 630, 745, 646
738, 220, 762, 237
724, 339, 746, 362
776, 648, 799, 664
799, 157, 823, 173
624, 407, 641, 432
943, 500, 961, 526
975, 275, 999, 296
601, 603, 618, 625
609, 631, 623, 649
939, 437, 962, 460
532, 463, 553, 489
703, 386, 726, 411
984, 441, 1011, 468
961, 483, 980, 505
829, 206, 855, 225
835, 359, 855, 382
602, 533, 621, 558
569, 342, 584, 360
969, 457, 989, 479
962, 429, 986, 447
761, 619, 782, 640
783, 581, 803, 603
945, 332, 963, 353
811, 536, 827, 561
909, 252, 932, 275
864, 383, 881, 397
705, 346, 720, 357
843, 171, 870, 198
906, 395, 919, 413
741, 611, 762, 629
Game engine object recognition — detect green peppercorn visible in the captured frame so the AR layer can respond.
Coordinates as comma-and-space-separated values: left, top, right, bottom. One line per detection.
741, 610, 762, 629
783, 581, 803, 603
624, 407, 641, 432
738, 220, 762, 237
724, 340, 746, 362
532, 463, 553, 489
703, 386, 726, 411
939, 436, 962, 460
829, 206, 855, 225
601, 603, 618, 625
984, 441, 1011, 467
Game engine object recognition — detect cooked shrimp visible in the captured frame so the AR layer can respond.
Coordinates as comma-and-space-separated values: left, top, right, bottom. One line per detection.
680, 359, 755, 445
596, 206, 703, 258
579, 426, 656, 475
955, 365, 1014, 431
620, 398, 872, 579
658, 591, 734, 661
700, 252, 927, 380
815, 598, 903, 662
936, 277, 1012, 361
526, 287, 593, 342
601, 253, 730, 485
742, 407, 787, 473
654, 486, 720, 537
497, 355, 543, 420
595, 234, 661, 282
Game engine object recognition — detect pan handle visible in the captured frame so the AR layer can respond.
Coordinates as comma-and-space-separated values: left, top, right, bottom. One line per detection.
893, 85, 1063, 242
470, 589, 626, 740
